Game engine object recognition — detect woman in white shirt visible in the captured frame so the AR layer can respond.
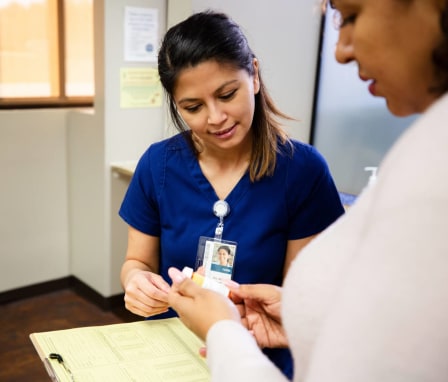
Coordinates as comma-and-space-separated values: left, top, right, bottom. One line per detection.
168, 0, 448, 381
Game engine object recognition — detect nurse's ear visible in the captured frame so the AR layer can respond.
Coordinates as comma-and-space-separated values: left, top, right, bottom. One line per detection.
252, 58, 260, 94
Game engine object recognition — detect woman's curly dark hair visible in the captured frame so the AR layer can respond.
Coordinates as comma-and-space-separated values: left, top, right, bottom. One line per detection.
328, 0, 448, 94
433, 1, 448, 93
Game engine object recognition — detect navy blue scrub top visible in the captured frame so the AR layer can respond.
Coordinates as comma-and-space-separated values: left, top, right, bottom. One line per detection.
119, 133, 345, 379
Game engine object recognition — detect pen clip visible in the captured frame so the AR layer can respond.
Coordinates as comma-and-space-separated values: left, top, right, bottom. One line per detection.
48, 353, 75, 382
44, 357, 60, 382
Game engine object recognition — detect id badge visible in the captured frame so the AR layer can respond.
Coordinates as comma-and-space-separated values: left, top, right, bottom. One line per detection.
195, 236, 237, 282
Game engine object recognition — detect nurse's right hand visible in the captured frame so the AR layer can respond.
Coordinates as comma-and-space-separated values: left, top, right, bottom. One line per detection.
123, 270, 171, 317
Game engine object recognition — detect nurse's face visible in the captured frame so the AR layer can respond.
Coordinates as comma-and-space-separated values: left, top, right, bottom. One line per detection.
173, 59, 260, 154
218, 249, 230, 265
333, 0, 444, 116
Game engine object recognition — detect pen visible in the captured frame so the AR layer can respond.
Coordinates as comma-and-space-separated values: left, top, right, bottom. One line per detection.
43, 357, 60, 382
48, 353, 76, 382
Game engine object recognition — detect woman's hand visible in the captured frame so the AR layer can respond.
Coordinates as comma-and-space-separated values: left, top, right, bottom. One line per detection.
167, 267, 240, 341
123, 270, 171, 317
228, 283, 288, 348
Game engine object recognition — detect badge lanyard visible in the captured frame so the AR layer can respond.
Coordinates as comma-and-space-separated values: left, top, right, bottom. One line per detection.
195, 199, 236, 282
212, 200, 230, 241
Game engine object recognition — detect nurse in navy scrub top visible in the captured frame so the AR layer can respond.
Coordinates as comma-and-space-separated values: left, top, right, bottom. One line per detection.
119, 10, 344, 379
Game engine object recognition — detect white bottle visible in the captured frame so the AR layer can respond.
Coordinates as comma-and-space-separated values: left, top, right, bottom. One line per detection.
182, 267, 230, 296
364, 166, 378, 188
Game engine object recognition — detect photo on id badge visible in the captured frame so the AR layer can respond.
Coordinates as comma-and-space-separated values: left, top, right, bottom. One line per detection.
196, 236, 237, 282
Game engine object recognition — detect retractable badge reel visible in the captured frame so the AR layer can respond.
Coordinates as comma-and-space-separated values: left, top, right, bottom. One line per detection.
195, 199, 237, 282
213, 200, 230, 240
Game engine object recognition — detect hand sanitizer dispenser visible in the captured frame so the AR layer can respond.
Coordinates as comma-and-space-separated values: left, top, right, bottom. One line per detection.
364, 166, 378, 188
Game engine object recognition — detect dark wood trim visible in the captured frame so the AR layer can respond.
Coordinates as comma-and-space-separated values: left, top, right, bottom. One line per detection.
0, 277, 72, 304
0, 97, 93, 109
57, 0, 66, 99
69, 276, 126, 311
0, 277, 125, 312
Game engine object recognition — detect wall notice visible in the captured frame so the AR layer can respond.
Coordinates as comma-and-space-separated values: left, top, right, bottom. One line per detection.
120, 67, 162, 108
124, 7, 158, 62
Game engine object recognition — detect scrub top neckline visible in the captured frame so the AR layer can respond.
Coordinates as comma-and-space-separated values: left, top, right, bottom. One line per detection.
183, 140, 251, 209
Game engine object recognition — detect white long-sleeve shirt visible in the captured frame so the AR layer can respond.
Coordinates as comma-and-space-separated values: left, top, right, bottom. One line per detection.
206, 92, 448, 382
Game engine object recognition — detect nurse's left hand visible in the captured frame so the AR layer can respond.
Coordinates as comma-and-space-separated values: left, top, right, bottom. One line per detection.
167, 267, 240, 341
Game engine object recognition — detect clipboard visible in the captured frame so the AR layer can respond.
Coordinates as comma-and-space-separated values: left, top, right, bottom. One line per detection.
30, 317, 210, 382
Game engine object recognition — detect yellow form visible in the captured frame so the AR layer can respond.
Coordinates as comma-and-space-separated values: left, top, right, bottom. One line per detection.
30, 318, 210, 382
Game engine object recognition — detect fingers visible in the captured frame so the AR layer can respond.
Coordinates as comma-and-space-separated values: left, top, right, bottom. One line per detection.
168, 267, 187, 285
168, 267, 203, 298
223, 279, 243, 304
124, 271, 171, 317
199, 346, 207, 358
167, 267, 244, 341
230, 283, 282, 303
151, 273, 171, 294
124, 289, 169, 317
124, 300, 169, 317
234, 301, 246, 318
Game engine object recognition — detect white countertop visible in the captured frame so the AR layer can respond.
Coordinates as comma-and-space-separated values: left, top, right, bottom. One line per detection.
111, 161, 137, 177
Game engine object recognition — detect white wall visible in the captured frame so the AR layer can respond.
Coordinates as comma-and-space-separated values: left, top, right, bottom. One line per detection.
188, 0, 322, 142
66, 110, 106, 292
68, 0, 167, 297
0, 0, 167, 297
0, 109, 70, 291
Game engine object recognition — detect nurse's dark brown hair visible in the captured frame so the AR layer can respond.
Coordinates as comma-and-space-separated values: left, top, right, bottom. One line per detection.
158, 10, 293, 182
